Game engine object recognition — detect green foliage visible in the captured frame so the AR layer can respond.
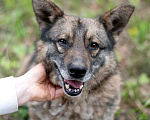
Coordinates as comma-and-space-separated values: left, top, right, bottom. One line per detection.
128, 0, 140, 7
137, 113, 149, 120
12, 45, 27, 59
138, 73, 149, 85
127, 14, 150, 79
121, 73, 150, 119
13, 105, 29, 120
128, 17, 150, 50
115, 51, 122, 62
97, 0, 116, 10
0, 0, 37, 77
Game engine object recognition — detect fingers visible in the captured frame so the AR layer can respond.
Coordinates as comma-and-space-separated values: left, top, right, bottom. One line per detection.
54, 88, 65, 100
47, 83, 64, 100
27, 63, 65, 101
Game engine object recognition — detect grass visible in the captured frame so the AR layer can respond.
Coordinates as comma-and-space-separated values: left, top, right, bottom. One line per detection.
0, 0, 150, 119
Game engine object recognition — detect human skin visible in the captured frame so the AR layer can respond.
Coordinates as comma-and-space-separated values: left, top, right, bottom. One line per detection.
14, 63, 64, 106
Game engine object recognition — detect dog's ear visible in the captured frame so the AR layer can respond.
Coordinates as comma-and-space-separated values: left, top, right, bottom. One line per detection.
32, 0, 64, 30
100, 5, 135, 38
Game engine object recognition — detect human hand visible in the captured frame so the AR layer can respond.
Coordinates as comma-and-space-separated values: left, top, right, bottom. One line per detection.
15, 63, 64, 106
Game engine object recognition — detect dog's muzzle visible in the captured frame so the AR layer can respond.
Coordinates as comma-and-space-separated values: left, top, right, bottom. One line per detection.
53, 62, 86, 96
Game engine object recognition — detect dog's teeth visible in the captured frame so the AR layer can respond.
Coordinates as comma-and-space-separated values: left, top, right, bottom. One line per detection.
77, 89, 79, 91
80, 85, 83, 89
75, 89, 77, 92
65, 84, 69, 89
69, 88, 71, 91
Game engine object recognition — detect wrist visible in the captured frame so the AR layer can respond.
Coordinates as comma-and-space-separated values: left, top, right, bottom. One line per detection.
14, 75, 31, 106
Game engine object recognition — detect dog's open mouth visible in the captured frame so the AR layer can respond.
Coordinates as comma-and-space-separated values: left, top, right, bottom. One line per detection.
53, 63, 84, 96
63, 79, 84, 96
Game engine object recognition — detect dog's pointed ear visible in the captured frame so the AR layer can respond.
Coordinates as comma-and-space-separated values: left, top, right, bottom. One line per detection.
100, 5, 135, 37
32, 0, 64, 30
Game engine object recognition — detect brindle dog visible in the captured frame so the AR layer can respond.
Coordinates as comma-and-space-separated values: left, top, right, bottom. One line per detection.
28, 0, 135, 119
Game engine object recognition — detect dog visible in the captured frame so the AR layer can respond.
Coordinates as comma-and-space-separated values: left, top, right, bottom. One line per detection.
28, 0, 135, 119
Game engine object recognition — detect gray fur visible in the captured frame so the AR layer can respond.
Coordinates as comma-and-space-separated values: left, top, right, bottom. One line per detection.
29, 0, 135, 119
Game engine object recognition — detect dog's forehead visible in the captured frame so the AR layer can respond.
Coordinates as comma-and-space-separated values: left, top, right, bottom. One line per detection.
56, 16, 106, 37
81, 18, 106, 37
62, 16, 104, 30
48, 15, 108, 43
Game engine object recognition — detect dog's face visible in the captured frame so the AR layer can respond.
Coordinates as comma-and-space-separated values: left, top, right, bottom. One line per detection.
32, 0, 134, 97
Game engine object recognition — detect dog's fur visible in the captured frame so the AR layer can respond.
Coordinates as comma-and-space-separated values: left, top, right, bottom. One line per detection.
28, 0, 135, 119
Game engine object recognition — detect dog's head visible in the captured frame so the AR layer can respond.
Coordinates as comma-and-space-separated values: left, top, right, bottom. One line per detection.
32, 0, 135, 97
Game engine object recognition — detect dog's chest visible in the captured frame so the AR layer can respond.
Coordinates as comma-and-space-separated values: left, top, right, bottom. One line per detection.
48, 97, 103, 119
28, 91, 119, 120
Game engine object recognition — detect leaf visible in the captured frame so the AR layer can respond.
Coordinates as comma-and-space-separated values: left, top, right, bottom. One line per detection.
138, 73, 150, 85
128, 26, 138, 38
126, 80, 137, 88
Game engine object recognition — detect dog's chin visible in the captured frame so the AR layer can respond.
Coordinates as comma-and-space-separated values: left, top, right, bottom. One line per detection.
53, 63, 84, 97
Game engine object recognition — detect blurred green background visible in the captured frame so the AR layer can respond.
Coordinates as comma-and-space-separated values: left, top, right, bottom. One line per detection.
0, 0, 150, 120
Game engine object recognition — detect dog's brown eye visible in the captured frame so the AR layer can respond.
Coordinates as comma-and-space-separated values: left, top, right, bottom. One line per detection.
89, 42, 99, 50
58, 39, 68, 47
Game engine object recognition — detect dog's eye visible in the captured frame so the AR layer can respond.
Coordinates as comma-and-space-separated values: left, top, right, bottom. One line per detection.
89, 42, 99, 50
58, 39, 68, 47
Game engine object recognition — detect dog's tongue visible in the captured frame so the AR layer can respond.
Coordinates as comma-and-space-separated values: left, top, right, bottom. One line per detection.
64, 79, 83, 88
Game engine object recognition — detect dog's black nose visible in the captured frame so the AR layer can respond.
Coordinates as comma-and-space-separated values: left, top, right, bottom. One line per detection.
68, 64, 86, 79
